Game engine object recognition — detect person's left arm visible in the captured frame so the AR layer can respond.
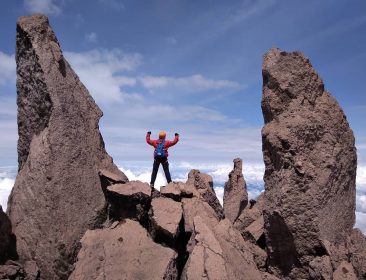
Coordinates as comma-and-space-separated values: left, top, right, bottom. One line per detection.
165, 133, 179, 148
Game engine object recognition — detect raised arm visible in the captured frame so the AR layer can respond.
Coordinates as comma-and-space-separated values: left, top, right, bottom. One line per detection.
166, 133, 179, 148
146, 131, 155, 146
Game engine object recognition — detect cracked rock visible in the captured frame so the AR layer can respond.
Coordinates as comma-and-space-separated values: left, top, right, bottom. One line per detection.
69, 219, 177, 280
150, 197, 183, 244
187, 170, 224, 219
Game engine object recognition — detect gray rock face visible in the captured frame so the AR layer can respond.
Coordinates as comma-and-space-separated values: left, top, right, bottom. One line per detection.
223, 158, 248, 223
261, 48, 357, 278
69, 219, 177, 280
7, 14, 127, 279
186, 170, 224, 219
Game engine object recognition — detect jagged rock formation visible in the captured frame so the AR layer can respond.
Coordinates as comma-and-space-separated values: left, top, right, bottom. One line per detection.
223, 158, 248, 223
261, 48, 358, 279
7, 14, 127, 280
186, 170, 224, 219
7, 13, 366, 280
71, 173, 269, 279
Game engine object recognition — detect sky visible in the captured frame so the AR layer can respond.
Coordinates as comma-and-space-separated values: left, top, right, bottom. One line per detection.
0, 0, 366, 232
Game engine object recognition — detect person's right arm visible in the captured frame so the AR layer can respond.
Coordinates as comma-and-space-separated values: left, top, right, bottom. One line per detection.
146, 131, 155, 146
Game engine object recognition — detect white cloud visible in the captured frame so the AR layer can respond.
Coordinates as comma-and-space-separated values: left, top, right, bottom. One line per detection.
357, 165, 366, 193
24, 0, 62, 16
85, 32, 98, 43
355, 211, 366, 235
64, 49, 142, 103
139, 74, 241, 93
0, 177, 14, 211
356, 194, 366, 213
0, 52, 15, 86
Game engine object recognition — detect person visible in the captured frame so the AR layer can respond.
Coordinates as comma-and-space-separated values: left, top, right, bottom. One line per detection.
146, 131, 179, 188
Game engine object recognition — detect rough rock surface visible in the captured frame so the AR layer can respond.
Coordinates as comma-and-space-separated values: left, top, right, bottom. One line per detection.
0, 261, 24, 280
223, 158, 248, 223
182, 216, 263, 280
69, 219, 177, 280
348, 229, 366, 279
234, 193, 264, 233
261, 48, 357, 278
7, 14, 127, 280
106, 181, 151, 222
150, 197, 183, 244
161, 182, 199, 201
333, 261, 357, 280
186, 170, 224, 219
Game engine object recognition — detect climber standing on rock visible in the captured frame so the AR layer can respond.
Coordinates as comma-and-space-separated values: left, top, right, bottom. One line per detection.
146, 131, 179, 189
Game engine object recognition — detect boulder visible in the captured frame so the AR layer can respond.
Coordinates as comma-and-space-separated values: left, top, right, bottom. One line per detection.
223, 158, 248, 223
69, 219, 178, 280
347, 229, 366, 279
161, 182, 199, 201
7, 14, 127, 279
186, 170, 224, 219
106, 181, 151, 222
261, 48, 357, 278
150, 197, 183, 245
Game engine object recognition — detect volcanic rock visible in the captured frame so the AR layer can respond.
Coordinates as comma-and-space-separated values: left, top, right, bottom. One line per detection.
182, 216, 263, 280
7, 14, 127, 279
261, 48, 357, 278
69, 219, 178, 280
0, 261, 24, 280
161, 182, 199, 201
333, 261, 357, 280
234, 193, 264, 233
150, 197, 183, 245
347, 229, 366, 279
106, 181, 151, 222
186, 170, 224, 219
223, 158, 248, 223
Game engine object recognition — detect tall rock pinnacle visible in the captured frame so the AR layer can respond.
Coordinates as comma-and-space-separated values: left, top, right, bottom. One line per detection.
223, 158, 248, 223
261, 48, 357, 278
7, 14, 127, 279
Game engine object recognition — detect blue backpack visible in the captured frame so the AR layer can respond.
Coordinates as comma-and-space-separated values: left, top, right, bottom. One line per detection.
156, 140, 165, 158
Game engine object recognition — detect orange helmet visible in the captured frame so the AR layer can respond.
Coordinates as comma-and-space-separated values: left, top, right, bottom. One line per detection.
159, 131, 166, 139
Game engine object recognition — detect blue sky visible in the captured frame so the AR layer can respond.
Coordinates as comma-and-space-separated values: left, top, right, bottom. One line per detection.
0, 0, 366, 231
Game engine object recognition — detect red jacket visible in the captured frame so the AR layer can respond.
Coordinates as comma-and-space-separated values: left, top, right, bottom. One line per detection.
146, 133, 179, 158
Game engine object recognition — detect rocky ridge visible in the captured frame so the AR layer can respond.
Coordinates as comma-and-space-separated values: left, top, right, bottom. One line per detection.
1, 14, 365, 280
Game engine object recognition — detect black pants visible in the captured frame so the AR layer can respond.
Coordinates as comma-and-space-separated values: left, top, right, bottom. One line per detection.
150, 156, 172, 185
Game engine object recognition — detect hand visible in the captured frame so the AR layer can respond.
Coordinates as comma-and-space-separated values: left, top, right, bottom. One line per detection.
147, 131, 151, 134
175, 133, 179, 136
